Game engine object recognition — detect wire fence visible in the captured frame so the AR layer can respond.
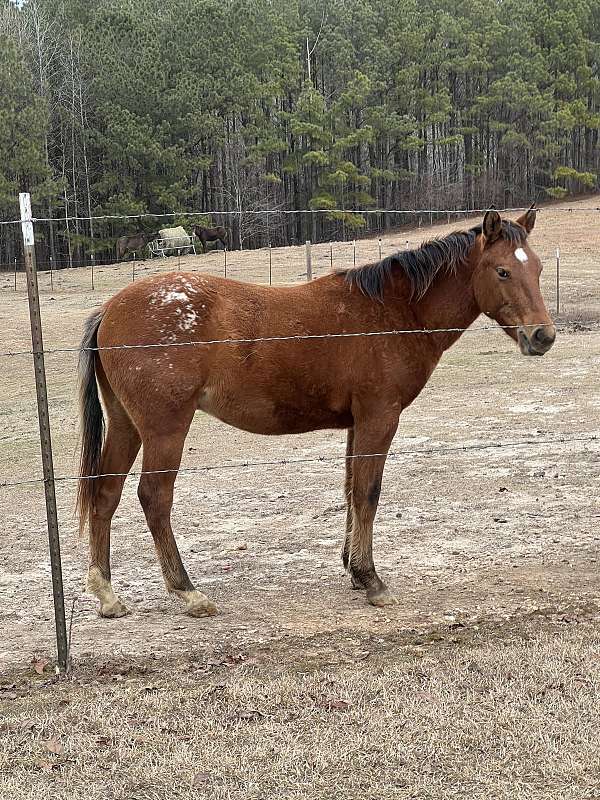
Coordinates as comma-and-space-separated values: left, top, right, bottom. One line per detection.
2, 205, 596, 329
0, 321, 573, 360
3, 203, 600, 228
0, 202, 596, 268
2, 252, 591, 340
2, 195, 599, 670
1, 433, 597, 491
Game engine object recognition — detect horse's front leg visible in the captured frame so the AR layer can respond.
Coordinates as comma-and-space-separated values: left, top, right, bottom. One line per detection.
347, 411, 399, 607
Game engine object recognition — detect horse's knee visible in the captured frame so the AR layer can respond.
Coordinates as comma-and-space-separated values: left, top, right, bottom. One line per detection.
137, 477, 172, 526
137, 477, 155, 515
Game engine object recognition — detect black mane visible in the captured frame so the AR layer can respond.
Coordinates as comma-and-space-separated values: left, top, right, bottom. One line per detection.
339, 221, 527, 301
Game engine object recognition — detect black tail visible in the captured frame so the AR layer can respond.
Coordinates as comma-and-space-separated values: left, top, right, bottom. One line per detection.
76, 309, 105, 534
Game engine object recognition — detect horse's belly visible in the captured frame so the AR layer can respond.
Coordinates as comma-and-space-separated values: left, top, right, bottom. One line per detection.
196, 387, 349, 435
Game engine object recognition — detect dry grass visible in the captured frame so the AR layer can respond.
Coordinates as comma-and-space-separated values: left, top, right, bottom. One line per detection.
2, 623, 600, 799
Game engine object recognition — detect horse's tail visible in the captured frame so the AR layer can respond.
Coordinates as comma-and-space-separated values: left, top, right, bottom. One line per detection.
76, 309, 105, 535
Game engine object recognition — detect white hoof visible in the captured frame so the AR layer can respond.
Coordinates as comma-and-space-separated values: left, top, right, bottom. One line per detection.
100, 599, 130, 618
174, 589, 218, 618
88, 566, 129, 619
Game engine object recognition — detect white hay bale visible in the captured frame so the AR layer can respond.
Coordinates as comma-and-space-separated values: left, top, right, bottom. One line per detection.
159, 225, 191, 252
158, 225, 192, 255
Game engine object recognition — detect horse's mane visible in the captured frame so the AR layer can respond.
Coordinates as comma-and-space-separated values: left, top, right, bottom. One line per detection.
339, 221, 527, 301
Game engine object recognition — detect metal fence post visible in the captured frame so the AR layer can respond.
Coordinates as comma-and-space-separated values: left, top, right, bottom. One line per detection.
19, 192, 68, 673
269, 243, 272, 285
13, 256, 17, 291
556, 246, 560, 314
305, 240, 312, 281
91, 253, 95, 291
378, 238, 382, 260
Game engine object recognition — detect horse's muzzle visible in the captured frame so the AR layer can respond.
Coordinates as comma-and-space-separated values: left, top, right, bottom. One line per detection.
518, 324, 556, 356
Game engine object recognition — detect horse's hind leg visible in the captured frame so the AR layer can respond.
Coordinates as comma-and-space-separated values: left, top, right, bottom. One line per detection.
342, 427, 363, 585
88, 393, 141, 618
137, 425, 216, 618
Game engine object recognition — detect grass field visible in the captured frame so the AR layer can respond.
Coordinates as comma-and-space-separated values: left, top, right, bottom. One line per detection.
1, 200, 599, 798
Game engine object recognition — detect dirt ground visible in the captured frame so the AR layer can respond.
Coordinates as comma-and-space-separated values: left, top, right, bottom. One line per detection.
0, 200, 599, 797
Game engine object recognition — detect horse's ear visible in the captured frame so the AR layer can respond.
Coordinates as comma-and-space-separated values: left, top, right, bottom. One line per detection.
515, 204, 536, 234
482, 209, 502, 244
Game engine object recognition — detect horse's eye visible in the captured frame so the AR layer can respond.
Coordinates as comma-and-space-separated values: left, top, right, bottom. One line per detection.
496, 267, 510, 280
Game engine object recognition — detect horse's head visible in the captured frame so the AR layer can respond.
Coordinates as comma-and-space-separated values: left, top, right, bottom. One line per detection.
472, 208, 556, 356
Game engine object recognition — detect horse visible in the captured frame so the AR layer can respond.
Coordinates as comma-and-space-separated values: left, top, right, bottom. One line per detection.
191, 224, 228, 253
115, 231, 158, 261
77, 208, 555, 619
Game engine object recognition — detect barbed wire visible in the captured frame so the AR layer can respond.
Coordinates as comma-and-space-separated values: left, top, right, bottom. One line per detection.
0, 433, 597, 490
2, 204, 600, 227
0, 321, 570, 360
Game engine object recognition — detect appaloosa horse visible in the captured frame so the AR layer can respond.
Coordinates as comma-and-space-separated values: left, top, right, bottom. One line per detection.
191, 224, 228, 252
115, 231, 158, 261
78, 209, 555, 618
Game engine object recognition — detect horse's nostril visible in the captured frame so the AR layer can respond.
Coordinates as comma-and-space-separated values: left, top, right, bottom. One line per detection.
533, 326, 555, 348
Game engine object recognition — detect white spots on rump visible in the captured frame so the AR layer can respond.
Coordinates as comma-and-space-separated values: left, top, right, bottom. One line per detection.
149, 278, 203, 336
175, 307, 198, 331
150, 277, 199, 306
162, 289, 189, 303
514, 247, 528, 263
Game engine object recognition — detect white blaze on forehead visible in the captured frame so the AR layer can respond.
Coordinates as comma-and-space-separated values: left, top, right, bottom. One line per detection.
514, 247, 528, 263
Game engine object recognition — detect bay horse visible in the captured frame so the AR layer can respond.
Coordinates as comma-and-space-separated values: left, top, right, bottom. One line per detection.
78, 209, 555, 619
115, 231, 159, 261
191, 224, 228, 253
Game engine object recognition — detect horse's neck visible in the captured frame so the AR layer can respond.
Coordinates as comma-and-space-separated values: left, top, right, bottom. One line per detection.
411, 255, 480, 354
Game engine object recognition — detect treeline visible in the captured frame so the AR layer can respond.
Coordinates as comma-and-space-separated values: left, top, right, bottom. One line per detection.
1, 0, 599, 267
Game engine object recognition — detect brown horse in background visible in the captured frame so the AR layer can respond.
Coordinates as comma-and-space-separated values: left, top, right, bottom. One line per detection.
78, 209, 555, 619
116, 231, 158, 261
191, 224, 228, 252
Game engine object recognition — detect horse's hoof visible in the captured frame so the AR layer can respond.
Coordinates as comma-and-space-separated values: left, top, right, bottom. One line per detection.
367, 588, 399, 608
186, 599, 218, 618
99, 599, 130, 618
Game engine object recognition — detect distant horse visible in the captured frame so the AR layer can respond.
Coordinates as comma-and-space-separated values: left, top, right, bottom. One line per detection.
78, 209, 555, 619
191, 224, 228, 253
116, 232, 158, 261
